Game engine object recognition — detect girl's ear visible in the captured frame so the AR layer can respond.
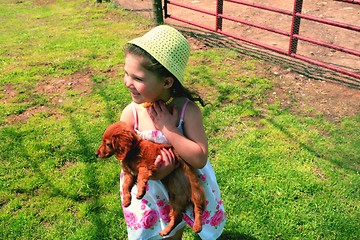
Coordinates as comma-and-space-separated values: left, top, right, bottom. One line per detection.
163, 77, 174, 89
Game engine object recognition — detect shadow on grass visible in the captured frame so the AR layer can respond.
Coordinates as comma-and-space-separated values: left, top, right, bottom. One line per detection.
218, 231, 258, 240
176, 25, 360, 90
2, 119, 111, 238
267, 117, 359, 173
69, 115, 109, 239
169, 24, 359, 173
93, 83, 119, 124
194, 230, 258, 240
191, 230, 257, 240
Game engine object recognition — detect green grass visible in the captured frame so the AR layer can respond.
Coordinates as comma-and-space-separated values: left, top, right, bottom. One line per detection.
1, 0, 359, 239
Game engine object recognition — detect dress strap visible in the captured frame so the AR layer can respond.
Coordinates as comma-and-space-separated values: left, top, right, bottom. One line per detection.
131, 102, 139, 130
180, 99, 190, 122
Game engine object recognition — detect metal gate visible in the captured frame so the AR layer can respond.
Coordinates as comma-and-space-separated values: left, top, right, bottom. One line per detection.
164, 0, 360, 80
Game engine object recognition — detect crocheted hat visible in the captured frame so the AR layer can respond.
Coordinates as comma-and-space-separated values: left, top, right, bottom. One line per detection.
128, 25, 190, 83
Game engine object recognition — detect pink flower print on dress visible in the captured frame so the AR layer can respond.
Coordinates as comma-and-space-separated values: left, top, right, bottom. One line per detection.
124, 210, 138, 227
210, 209, 225, 227
134, 223, 141, 230
198, 173, 209, 185
201, 173, 207, 182
183, 214, 194, 227
216, 199, 223, 210
141, 209, 159, 229
141, 199, 149, 210
159, 204, 171, 222
156, 199, 165, 207
202, 210, 211, 225
152, 130, 159, 138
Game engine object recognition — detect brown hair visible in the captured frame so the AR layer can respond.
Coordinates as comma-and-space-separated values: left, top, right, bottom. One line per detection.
124, 44, 205, 107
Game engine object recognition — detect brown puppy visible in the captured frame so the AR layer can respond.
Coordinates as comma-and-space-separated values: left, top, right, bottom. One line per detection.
96, 121, 205, 236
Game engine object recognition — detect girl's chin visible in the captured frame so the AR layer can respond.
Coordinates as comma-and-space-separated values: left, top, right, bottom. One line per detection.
132, 98, 147, 105
130, 93, 152, 104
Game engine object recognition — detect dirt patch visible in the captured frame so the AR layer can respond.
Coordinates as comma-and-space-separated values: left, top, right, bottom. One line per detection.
183, 30, 360, 121
4, 71, 94, 124
115, 0, 360, 72
4, 1, 359, 125
266, 65, 360, 121
34, 71, 93, 105
5, 106, 54, 125
114, 0, 360, 120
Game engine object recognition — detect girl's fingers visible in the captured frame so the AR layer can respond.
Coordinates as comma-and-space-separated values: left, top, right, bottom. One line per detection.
154, 155, 163, 167
168, 148, 175, 160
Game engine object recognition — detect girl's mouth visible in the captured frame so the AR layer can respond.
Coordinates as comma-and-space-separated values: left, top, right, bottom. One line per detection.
129, 89, 140, 97
129, 90, 143, 103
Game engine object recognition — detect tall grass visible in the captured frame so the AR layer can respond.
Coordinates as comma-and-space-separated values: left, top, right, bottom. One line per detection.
0, 0, 359, 239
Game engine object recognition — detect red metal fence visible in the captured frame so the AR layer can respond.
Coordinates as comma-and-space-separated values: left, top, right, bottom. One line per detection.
164, 0, 360, 79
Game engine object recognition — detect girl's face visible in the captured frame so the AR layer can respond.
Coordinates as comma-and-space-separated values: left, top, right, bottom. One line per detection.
124, 53, 168, 104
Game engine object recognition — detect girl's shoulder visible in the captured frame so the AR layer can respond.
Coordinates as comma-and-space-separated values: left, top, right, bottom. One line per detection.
120, 103, 135, 127
120, 103, 133, 117
177, 98, 203, 122
183, 97, 201, 109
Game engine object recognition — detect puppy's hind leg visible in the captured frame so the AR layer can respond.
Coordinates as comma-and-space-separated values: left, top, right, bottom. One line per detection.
159, 196, 183, 236
186, 170, 206, 233
191, 188, 205, 233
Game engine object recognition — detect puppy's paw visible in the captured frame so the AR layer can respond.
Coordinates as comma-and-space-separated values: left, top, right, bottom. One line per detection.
193, 224, 202, 233
122, 196, 131, 208
136, 193, 145, 200
159, 228, 171, 236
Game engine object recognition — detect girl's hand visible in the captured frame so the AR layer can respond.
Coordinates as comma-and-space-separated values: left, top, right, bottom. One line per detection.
147, 101, 178, 131
150, 148, 179, 180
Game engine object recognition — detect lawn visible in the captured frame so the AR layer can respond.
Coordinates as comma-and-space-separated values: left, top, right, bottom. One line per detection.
0, 0, 359, 239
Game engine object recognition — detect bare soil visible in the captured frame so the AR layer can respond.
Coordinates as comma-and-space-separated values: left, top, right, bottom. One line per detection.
4, 0, 359, 124
116, 0, 359, 72
114, 0, 360, 121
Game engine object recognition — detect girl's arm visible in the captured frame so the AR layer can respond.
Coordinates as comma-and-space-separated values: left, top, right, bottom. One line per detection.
148, 101, 208, 169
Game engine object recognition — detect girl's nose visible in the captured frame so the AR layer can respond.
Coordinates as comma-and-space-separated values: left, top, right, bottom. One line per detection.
124, 75, 132, 87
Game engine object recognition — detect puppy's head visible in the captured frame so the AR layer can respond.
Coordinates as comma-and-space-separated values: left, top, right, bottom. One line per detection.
96, 121, 138, 160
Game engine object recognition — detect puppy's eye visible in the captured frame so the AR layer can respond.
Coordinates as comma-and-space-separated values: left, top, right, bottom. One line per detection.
106, 143, 112, 147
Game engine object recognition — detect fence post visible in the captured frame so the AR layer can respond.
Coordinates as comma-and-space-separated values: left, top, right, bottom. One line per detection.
289, 0, 303, 55
164, 0, 168, 18
216, 0, 224, 31
153, 0, 164, 25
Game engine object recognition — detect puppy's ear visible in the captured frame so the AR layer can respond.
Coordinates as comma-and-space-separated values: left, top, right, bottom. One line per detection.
112, 128, 137, 160
112, 135, 127, 160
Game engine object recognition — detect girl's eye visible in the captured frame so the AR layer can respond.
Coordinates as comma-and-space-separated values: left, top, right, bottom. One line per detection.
124, 71, 143, 82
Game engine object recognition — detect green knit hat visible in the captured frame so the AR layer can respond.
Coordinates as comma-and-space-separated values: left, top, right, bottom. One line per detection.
128, 25, 190, 83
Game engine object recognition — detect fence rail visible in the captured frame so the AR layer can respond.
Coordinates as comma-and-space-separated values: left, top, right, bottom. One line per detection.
164, 0, 360, 79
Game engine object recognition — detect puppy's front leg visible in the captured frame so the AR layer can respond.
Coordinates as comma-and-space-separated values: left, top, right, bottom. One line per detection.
122, 171, 136, 207
136, 166, 152, 200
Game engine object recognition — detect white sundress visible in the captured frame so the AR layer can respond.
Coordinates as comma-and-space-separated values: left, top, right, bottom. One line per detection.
119, 100, 226, 240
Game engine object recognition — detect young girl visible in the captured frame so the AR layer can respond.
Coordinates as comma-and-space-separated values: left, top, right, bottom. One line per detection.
119, 25, 226, 239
